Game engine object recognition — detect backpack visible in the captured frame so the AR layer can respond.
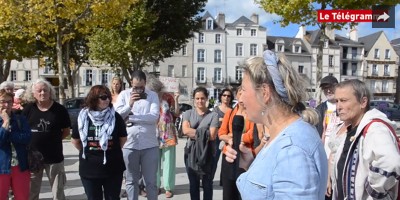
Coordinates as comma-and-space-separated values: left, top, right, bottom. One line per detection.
362, 119, 400, 200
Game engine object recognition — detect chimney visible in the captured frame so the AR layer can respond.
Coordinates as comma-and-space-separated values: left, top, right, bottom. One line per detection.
349, 26, 358, 42
217, 13, 225, 29
250, 13, 259, 24
296, 25, 306, 39
325, 25, 335, 40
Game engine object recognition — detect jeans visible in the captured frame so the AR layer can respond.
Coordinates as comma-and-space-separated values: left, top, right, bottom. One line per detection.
81, 174, 123, 200
184, 153, 213, 200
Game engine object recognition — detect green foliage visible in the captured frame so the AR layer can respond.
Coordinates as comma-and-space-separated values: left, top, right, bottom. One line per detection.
89, 0, 206, 76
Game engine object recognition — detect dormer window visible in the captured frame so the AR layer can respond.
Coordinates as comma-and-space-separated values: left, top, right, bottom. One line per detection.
207, 19, 213, 30
292, 41, 302, 53
277, 45, 284, 52
275, 39, 285, 52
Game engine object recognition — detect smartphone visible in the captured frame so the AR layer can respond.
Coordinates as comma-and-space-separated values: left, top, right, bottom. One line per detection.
139, 93, 147, 99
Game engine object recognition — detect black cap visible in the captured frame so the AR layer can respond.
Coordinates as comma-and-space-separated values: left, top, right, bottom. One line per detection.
319, 76, 338, 87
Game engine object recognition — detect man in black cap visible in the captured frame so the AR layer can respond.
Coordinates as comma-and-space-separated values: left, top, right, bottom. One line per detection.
315, 75, 341, 200
315, 75, 339, 137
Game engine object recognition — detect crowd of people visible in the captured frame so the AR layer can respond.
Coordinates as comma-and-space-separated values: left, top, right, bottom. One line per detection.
0, 49, 399, 200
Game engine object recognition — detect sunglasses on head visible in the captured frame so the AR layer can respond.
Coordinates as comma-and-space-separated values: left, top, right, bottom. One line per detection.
98, 95, 110, 101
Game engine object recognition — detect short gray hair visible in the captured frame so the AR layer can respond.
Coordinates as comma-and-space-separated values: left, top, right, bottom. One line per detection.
146, 74, 164, 93
336, 79, 371, 111
0, 81, 14, 90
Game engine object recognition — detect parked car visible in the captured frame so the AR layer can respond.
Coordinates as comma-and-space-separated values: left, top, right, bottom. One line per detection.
64, 97, 85, 129
370, 100, 400, 121
175, 103, 193, 138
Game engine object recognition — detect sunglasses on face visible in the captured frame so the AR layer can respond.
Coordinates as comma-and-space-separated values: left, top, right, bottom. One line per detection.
222, 94, 231, 98
98, 95, 110, 101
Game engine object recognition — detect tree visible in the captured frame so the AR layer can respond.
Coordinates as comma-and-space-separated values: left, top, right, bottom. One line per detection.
88, 0, 206, 82
0, 1, 37, 82
256, 0, 398, 101
0, 0, 137, 103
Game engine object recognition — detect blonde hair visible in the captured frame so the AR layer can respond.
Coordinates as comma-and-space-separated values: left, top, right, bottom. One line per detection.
110, 76, 123, 95
242, 53, 317, 121
302, 108, 319, 126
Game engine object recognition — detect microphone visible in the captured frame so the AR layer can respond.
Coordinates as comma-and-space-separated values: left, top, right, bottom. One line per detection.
232, 115, 244, 179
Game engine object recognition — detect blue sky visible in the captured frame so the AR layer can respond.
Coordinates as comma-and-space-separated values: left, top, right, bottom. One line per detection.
204, 1, 400, 41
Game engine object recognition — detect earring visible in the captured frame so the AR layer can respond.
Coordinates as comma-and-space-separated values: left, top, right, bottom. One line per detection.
261, 111, 265, 116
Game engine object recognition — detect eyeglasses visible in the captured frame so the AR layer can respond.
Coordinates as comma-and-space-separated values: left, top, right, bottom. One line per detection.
98, 95, 110, 101
222, 94, 231, 98
0, 100, 12, 105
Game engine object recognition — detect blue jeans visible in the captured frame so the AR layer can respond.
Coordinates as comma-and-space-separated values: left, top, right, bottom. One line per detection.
81, 174, 123, 200
184, 153, 214, 200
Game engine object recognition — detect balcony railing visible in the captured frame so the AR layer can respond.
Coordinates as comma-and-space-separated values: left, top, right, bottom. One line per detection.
342, 54, 362, 60
228, 76, 242, 85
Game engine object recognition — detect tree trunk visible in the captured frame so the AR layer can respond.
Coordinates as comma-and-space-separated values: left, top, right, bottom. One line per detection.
0, 59, 4, 82
317, 27, 324, 103
0, 59, 12, 82
56, 29, 66, 104
3, 60, 11, 82
316, 2, 326, 104
122, 68, 131, 88
64, 41, 75, 98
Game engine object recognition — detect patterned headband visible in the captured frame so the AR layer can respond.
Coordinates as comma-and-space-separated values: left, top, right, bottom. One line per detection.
263, 50, 289, 104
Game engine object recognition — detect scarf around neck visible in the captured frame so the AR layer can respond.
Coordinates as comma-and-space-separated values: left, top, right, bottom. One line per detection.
78, 107, 115, 164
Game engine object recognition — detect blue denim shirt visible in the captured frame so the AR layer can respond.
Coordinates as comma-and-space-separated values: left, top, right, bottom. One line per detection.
236, 119, 328, 200
0, 114, 32, 174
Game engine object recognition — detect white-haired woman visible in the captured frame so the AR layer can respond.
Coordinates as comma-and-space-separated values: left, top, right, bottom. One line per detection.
225, 50, 328, 199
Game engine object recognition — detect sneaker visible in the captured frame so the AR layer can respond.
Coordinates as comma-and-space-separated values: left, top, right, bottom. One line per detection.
165, 191, 173, 198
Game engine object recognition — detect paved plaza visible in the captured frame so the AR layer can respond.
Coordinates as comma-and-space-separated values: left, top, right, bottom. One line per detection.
38, 138, 223, 200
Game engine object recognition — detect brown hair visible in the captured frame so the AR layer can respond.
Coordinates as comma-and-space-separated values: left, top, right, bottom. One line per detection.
85, 85, 112, 110
0, 89, 14, 100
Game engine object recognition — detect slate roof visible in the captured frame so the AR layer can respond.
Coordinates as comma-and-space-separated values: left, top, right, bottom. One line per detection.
334, 34, 363, 46
391, 38, 400, 45
225, 16, 266, 31
305, 29, 340, 48
267, 36, 311, 55
359, 31, 383, 52
200, 11, 225, 31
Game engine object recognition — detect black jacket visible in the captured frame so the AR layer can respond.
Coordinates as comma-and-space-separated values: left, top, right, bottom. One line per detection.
186, 127, 213, 176
315, 101, 328, 138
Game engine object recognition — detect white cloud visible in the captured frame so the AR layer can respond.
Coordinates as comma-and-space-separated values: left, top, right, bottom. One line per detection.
204, 0, 279, 24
